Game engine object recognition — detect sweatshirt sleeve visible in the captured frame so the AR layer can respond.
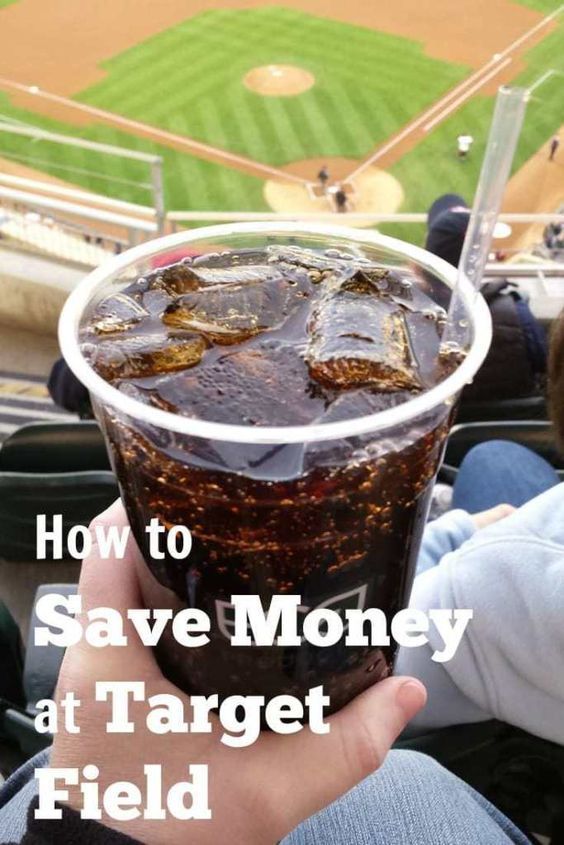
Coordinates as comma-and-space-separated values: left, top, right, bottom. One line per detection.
432, 533, 564, 744
402, 485, 564, 744
5, 796, 141, 845
416, 509, 476, 574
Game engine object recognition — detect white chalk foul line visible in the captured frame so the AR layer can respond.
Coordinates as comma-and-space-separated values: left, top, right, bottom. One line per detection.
493, 2, 564, 62
528, 68, 564, 94
347, 59, 506, 179
423, 58, 512, 132
347, 3, 563, 180
0, 77, 308, 186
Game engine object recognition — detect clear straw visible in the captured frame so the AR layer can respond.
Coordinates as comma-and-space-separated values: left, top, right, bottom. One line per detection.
442, 86, 529, 349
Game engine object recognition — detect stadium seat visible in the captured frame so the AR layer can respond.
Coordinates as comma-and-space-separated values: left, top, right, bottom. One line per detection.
0, 421, 118, 560
439, 420, 564, 485
0, 471, 119, 561
0, 599, 25, 709
0, 586, 73, 763
0, 420, 111, 473
23, 585, 72, 708
456, 395, 548, 424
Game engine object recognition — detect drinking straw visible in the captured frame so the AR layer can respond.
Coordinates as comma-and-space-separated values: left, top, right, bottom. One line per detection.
442, 86, 529, 349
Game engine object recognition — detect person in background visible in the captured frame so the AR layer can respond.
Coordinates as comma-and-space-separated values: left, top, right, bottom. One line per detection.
401, 307, 564, 749
457, 134, 474, 159
334, 186, 347, 213
47, 357, 93, 419
543, 221, 563, 251
425, 193, 547, 404
549, 135, 560, 162
317, 165, 330, 192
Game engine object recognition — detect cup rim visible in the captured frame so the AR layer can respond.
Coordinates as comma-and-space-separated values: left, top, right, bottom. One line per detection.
59, 222, 492, 445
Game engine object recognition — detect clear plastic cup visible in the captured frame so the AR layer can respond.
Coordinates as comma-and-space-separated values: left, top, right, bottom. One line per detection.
59, 223, 491, 713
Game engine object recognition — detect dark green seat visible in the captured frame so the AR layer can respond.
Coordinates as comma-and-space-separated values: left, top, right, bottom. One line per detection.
0, 420, 111, 473
0, 471, 119, 560
456, 395, 548, 424
0, 599, 25, 708
0, 587, 75, 766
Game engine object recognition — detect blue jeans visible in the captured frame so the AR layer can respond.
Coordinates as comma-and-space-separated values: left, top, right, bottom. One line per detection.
452, 440, 559, 513
0, 749, 530, 844
286, 749, 530, 844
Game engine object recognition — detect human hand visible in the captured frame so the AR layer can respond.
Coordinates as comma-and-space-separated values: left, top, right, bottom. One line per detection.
472, 503, 515, 530
51, 500, 426, 845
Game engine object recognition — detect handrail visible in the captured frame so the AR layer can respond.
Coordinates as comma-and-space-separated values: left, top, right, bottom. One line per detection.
0, 186, 157, 232
167, 211, 564, 224
484, 263, 564, 276
167, 211, 431, 223
0, 121, 161, 164
0, 173, 155, 217
0, 184, 562, 262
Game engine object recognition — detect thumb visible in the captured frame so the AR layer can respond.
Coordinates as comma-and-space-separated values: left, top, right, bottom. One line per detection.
272, 676, 426, 831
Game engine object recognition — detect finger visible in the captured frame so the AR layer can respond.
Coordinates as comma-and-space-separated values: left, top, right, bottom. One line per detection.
78, 498, 142, 616
268, 676, 426, 831
473, 503, 515, 529
495, 503, 515, 518
62, 499, 159, 682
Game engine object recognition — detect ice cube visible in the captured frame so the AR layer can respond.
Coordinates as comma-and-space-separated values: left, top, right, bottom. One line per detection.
150, 341, 324, 426
90, 291, 148, 334
183, 264, 287, 287
265, 245, 352, 272
317, 388, 413, 423
306, 285, 422, 392
151, 256, 288, 293
192, 248, 265, 268
161, 273, 308, 344
148, 263, 201, 295
339, 268, 391, 296
83, 333, 207, 381
141, 287, 174, 317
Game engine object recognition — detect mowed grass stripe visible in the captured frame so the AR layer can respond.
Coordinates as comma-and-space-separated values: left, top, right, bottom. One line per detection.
234, 96, 292, 164
267, 97, 312, 165
315, 84, 374, 157
291, 91, 344, 159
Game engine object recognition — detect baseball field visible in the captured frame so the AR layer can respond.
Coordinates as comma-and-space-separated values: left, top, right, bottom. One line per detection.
0, 0, 562, 246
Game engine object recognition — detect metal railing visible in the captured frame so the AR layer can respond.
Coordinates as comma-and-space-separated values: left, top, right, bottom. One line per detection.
1, 186, 564, 273
0, 121, 165, 233
167, 211, 564, 225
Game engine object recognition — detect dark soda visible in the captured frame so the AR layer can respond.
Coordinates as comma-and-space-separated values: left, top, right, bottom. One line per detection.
81, 246, 455, 712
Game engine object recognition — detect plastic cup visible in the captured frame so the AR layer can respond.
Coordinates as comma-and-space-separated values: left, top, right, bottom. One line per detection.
59, 222, 491, 713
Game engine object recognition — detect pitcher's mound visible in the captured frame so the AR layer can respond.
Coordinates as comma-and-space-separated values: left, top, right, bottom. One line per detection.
244, 65, 315, 97
265, 157, 404, 227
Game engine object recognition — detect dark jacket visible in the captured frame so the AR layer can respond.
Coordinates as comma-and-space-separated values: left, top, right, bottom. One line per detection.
461, 280, 546, 403
424, 197, 547, 405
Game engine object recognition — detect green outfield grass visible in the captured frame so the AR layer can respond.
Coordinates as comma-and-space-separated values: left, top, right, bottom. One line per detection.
515, 0, 562, 12
77, 7, 468, 167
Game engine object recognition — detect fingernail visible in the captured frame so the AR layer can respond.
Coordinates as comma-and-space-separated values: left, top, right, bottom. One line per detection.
396, 679, 427, 721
